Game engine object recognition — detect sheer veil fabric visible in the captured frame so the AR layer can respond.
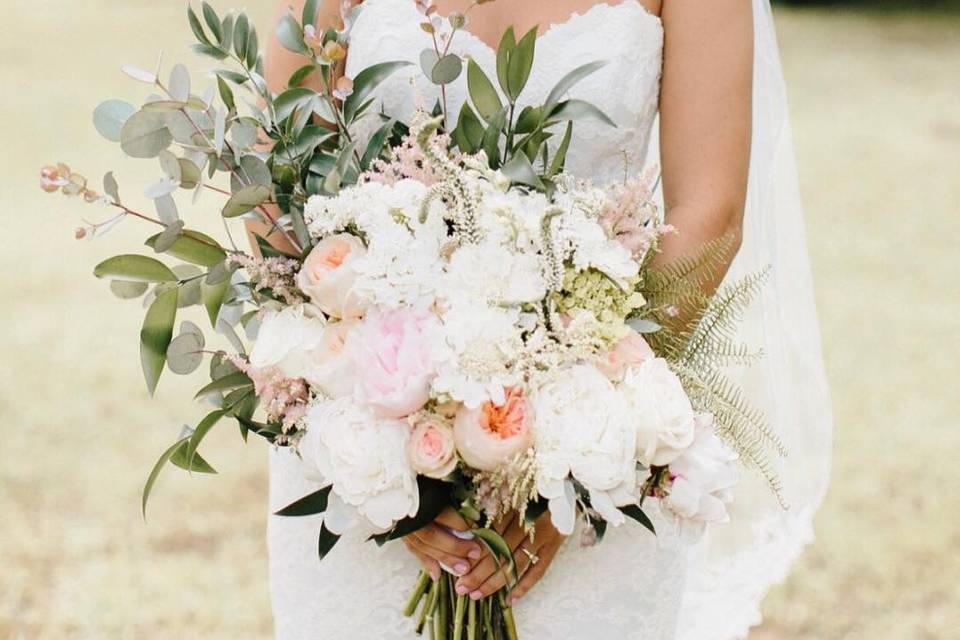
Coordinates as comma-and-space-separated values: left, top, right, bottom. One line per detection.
266, 1, 832, 638
672, 1, 833, 637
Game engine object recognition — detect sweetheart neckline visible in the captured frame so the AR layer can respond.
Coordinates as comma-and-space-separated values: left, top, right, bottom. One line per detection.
362, 0, 662, 55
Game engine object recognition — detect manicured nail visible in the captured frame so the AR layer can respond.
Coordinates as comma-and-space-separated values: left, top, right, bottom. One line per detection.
469, 590, 482, 601
468, 548, 481, 560
455, 584, 469, 596
454, 562, 469, 575
430, 569, 440, 581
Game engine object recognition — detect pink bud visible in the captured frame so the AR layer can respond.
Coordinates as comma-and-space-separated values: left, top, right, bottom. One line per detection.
74, 227, 88, 240
41, 165, 60, 181
41, 179, 59, 193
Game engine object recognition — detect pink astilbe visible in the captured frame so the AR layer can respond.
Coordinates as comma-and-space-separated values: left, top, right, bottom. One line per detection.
599, 166, 675, 259
363, 121, 459, 187
228, 254, 306, 306
229, 355, 310, 434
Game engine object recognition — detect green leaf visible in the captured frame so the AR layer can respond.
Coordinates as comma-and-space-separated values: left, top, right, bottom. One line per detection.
142, 436, 190, 518
501, 153, 544, 190
188, 6, 212, 46
186, 410, 225, 470
317, 523, 341, 560
276, 11, 307, 54
93, 99, 135, 142
166, 329, 204, 375
201, 1, 223, 44
94, 254, 177, 283
145, 230, 225, 267
470, 527, 516, 582
274, 87, 317, 122
360, 118, 396, 171
495, 27, 516, 98
288, 63, 316, 88
216, 75, 236, 112
548, 99, 616, 128
194, 370, 252, 399
220, 13, 235, 52
140, 286, 179, 395
481, 107, 508, 168
619, 504, 657, 536
513, 106, 541, 135
543, 60, 608, 116
223, 184, 271, 218
419, 49, 439, 79
109, 280, 149, 300
103, 171, 121, 203
430, 53, 462, 85
302, 0, 322, 27
343, 61, 412, 123
506, 27, 536, 101
245, 28, 259, 68
120, 110, 172, 159
453, 104, 484, 153
275, 486, 332, 516
548, 121, 573, 178
152, 220, 186, 254
201, 277, 230, 326
467, 58, 502, 122
169, 64, 191, 103
370, 477, 450, 545
169, 441, 217, 473
233, 12, 250, 59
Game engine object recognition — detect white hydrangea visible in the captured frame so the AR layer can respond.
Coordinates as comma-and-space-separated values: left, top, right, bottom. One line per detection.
442, 240, 547, 307
299, 397, 420, 533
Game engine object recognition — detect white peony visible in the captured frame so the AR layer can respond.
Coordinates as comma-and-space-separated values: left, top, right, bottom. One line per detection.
661, 413, 738, 541
299, 397, 419, 532
298, 319, 358, 398
249, 305, 327, 378
620, 358, 697, 467
531, 365, 640, 535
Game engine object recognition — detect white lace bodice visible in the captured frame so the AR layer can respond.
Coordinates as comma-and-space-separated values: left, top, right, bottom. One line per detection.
344, 0, 664, 183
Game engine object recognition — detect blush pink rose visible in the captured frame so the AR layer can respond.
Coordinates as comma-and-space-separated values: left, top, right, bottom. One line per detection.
596, 328, 654, 381
350, 308, 440, 418
406, 414, 458, 479
301, 319, 359, 398
297, 233, 366, 318
453, 388, 533, 472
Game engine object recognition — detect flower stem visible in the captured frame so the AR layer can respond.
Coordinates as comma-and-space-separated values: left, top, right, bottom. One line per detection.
405, 571, 433, 617
453, 593, 467, 640
499, 593, 519, 640
467, 599, 477, 640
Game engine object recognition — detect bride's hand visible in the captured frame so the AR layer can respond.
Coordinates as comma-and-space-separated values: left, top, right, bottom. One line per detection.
454, 510, 564, 604
402, 507, 484, 580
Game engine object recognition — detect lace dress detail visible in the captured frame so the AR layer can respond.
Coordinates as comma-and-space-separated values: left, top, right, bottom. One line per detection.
268, 2, 686, 638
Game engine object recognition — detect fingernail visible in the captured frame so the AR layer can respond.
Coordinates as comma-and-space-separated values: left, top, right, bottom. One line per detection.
510, 594, 520, 604
430, 569, 440, 581
455, 584, 469, 596
454, 563, 469, 575
467, 548, 481, 560
469, 590, 482, 601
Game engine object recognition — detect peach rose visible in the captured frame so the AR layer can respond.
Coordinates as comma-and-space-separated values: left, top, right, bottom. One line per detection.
453, 388, 533, 472
596, 328, 654, 381
301, 319, 359, 398
297, 234, 367, 319
406, 414, 458, 479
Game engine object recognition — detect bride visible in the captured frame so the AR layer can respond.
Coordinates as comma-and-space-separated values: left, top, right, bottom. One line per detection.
260, 1, 832, 638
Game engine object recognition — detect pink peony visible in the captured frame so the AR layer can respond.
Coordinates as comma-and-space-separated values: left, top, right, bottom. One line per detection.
596, 328, 655, 381
453, 388, 533, 472
350, 308, 440, 418
297, 233, 367, 318
406, 414, 458, 479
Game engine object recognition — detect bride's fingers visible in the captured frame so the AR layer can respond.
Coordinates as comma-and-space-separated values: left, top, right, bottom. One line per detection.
508, 537, 561, 603
455, 515, 527, 597
402, 537, 441, 580
413, 524, 483, 564
434, 507, 472, 532
408, 529, 476, 576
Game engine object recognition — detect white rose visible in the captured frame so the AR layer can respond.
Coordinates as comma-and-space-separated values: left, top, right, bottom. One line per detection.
299, 398, 419, 532
299, 319, 359, 398
532, 365, 640, 535
661, 414, 738, 541
620, 358, 697, 467
249, 305, 327, 378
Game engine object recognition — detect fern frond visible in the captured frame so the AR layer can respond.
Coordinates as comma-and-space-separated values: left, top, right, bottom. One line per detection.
644, 234, 737, 292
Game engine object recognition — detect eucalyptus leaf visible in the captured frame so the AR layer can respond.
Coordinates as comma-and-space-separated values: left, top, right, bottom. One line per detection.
233, 13, 250, 59
154, 194, 180, 224
201, 1, 223, 43
140, 286, 179, 395
230, 154, 272, 191
153, 220, 186, 253
178, 159, 202, 190
169, 64, 191, 102
94, 254, 177, 283
167, 331, 204, 375
187, 6, 212, 46
121, 64, 157, 84
120, 110, 173, 159
302, 0, 321, 26
230, 119, 258, 149
430, 53, 462, 85
223, 184, 271, 218
213, 107, 226, 155
102, 171, 120, 203
93, 99, 135, 142
220, 13, 235, 53
145, 229, 225, 267
419, 49, 439, 79
109, 280, 149, 300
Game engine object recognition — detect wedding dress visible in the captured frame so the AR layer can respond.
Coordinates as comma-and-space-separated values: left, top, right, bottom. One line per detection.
268, 1, 832, 638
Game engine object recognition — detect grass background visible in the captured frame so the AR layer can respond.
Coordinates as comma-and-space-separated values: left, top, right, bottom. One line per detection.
2, 2, 958, 638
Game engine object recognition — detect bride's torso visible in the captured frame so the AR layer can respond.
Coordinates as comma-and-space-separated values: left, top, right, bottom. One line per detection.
344, 0, 665, 182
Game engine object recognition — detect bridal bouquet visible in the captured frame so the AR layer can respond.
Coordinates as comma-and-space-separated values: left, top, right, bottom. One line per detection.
43, 2, 784, 638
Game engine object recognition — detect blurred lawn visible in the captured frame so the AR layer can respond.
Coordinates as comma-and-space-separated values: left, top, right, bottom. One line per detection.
2, 3, 958, 639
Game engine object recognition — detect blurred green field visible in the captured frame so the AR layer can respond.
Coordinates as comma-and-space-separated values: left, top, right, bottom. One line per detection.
2, 3, 958, 639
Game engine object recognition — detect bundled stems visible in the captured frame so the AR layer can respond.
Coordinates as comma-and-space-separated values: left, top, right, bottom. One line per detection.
405, 573, 520, 640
